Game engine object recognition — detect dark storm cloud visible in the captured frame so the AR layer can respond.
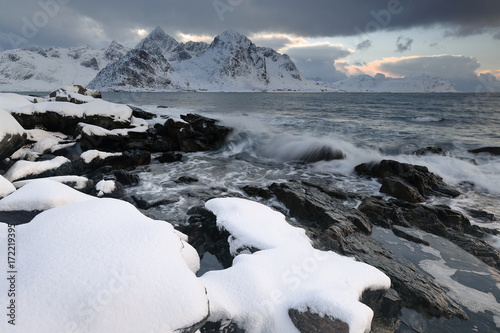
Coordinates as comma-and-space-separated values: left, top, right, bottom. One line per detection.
356, 39, 372, 50
1, 0, 500, 50
395, 36, 413, 52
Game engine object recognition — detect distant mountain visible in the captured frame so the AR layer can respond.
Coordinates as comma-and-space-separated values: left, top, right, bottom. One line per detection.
88, 27, 316, 92
325, 73, 456, 93
0, 42, 129, 91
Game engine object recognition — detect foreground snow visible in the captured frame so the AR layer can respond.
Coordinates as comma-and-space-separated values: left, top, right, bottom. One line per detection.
202, 198, 391, 333
0, 197, 208, 333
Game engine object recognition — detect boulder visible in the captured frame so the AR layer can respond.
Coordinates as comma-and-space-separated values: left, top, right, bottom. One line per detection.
355, 159, 460, 199
157, 152, 183, 163
468, 146, 500, 155
289, 309, 349, 333
412, 146, 447, 156
0, 109, 27, 160
163, 114, 231, 153
380, 176, 425, 203
113, 169, 140, 186
94, 180, 125, 199
128, 105, 156, 120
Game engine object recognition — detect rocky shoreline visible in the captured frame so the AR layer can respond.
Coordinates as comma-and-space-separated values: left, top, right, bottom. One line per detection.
1, 86, 499, 332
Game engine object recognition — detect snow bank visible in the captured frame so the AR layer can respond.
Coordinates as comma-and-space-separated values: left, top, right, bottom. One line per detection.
0, 179, 95, 211
202, 198, 391, 333
0, 199, 208, 332
4, 156, 70, 182
0, 93, 33, 110
10, 98, 132, 122
0, 108, 25, 142
0, 175, 16, 198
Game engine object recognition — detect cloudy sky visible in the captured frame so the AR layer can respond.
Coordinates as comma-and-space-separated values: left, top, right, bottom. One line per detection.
1, 0, 499, 90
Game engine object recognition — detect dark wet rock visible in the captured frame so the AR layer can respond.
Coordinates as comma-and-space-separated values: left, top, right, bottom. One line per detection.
464, 208, 497, 224
130, 195, 176, 210
0, 123, 27, 160
363, 288, 402, 333
158, 152, 183, 163
113, 169, 139, 186
178, 311, 210, 333
269, 180, 372, 234
380, 176, 425, 203
176, 176, 199, 184
468, 146, 500, 155
200, 320, 245, 333
266, 180, 468, 321
355, 159, 460, 199
358, 197, 500, 269
78, 126, 128, 152
412, 146, 447, 156
296, 146, 345, 163
73, 150, 151, 173
182, 206, 234, 268
288, 308, 349, 333
51, 142, 83, 161
0, 211, 41, 225
241, 185, 273, 199
128, 105, 156, 120
163, 114, 231, 152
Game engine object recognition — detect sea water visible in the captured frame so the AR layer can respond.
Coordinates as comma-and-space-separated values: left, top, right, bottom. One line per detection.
104, 92, 500, 332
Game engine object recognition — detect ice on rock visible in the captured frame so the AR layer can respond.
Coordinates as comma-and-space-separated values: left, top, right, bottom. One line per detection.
0, 179, 95, 211
202, 198, 391, 333
0, 199, 209, 333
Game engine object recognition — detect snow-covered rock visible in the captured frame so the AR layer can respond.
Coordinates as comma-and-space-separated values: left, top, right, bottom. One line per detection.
0, 42, 129, 91
201, 198, 391, 333
12, 175, 93, 192
0, 179, 95, 211
4, 156, 71, 182
326, 74, 456, 92
0, 175, 15, 199
0, 108, 26, 159
0, 198, 209, 332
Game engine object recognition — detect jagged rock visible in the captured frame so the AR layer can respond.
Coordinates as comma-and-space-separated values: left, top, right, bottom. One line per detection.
380, 176, 426, 203
157, 152, 183, 163
468, 146, 500, 155
412, 146, 447, 156
130, 195, 176, 210
241, 185, 273, 199
113, 169, 139, 186
163, 114, 231, 153
288, 308, 349, 333
464, 208, 497, 223
265, 180, 468, 321
128, 105, 156, 120
296, 146, 345, 163
176, 176, 199, 184
181, 206, 234, 268
78, 125, 128, 152
73, 150, 151, 173
358, 197, 500, 269
355, 159, 460, 199
51, 142, 83, 161
269, 180, 372, 234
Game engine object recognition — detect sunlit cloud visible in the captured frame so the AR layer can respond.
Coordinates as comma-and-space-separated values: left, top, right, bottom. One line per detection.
176, 33, 214, 43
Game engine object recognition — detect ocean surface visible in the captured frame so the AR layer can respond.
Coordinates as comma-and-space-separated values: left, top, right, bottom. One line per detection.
102, 92, 500, 332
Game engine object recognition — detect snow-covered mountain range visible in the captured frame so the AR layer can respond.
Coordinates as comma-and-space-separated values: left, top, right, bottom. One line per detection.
0, 27, 456, 92
0, 41, 129, 91
326, 73, 456, 93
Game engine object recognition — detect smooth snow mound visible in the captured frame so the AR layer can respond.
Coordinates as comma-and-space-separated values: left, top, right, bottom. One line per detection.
0, 108, 25, 142
0, 199, 208, 333
202, 198, 391, 333
0, 179, 95, 211
0, 175, 16, 198
0, 93, 33, 110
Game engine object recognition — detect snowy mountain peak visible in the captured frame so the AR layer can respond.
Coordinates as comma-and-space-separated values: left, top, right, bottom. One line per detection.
104, 40, 127, 62
211, 30, 253, 50
136, 26, 179, 53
